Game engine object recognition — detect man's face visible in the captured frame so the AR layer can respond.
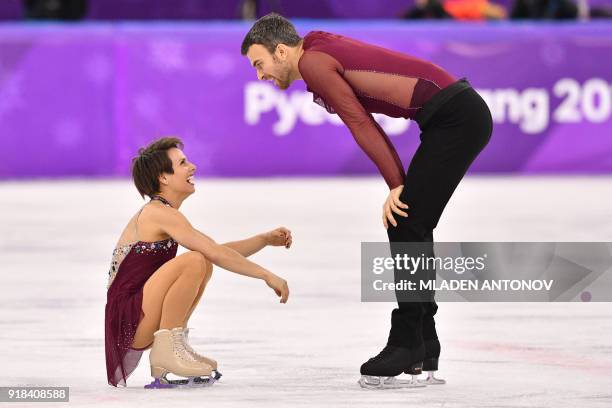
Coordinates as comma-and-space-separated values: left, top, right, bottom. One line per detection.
246, 44, 293, 90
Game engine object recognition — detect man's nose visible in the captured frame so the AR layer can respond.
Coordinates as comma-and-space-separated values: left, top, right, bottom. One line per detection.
257, 71, 264, 81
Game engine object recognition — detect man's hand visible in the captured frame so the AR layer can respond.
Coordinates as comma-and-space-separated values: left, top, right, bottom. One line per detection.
263, 227, 293, 249
264, 272, 290, 303
383, 185, 409, 229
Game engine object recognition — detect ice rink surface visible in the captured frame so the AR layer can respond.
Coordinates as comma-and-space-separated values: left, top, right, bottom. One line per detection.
1, 176, 611, 408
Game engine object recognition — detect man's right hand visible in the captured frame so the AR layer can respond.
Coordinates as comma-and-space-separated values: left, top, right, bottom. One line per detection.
265, 273, 290, 303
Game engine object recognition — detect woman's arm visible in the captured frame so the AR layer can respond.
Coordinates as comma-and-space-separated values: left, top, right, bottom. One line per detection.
150, 205, 289, 302
222, 227, 292, 257
222, 234, 267, 257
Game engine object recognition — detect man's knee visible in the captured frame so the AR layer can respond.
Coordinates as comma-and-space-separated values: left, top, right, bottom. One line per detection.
387, 217, 431, 242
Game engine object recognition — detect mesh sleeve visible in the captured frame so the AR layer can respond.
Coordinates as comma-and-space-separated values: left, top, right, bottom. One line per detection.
299, 51, 405, 189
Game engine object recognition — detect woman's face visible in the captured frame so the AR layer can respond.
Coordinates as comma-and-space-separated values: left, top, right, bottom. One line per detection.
161, 147, 197, 195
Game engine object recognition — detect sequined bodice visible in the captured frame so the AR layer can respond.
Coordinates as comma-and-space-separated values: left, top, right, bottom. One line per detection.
107, 238, 177, 289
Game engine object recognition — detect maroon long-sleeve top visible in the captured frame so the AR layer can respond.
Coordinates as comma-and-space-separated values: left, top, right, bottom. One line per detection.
298, 31, 456, 189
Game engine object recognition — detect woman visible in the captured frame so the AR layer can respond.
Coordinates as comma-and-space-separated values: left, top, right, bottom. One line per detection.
105, 137, 291, 388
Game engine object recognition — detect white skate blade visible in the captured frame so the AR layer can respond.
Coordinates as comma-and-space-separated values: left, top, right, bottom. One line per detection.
161, 375, 216, 388
358, 375, 426, 390
418, 372, 446, 385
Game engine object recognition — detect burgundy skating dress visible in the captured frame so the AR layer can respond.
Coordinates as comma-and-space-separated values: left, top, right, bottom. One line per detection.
105, 204, 178, 387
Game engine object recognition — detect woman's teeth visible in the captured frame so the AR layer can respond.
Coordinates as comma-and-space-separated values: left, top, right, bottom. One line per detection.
187, 176, 195, 185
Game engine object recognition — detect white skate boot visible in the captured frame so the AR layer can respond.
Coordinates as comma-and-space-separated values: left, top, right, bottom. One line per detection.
145, 327, 216, 389
183, 328, 222, 380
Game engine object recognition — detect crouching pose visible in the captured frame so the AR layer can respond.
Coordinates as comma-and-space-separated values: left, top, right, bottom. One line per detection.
105, 137, 291, 388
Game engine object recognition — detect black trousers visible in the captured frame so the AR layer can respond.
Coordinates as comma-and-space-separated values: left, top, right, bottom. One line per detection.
386, 83, 493, 348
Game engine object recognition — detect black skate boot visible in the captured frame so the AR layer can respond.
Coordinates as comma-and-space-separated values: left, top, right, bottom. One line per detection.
358, 343, 426, 389
419, 338, 445, 385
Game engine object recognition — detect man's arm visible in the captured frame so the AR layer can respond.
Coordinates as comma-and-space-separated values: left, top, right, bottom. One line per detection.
299, 51, 405, 190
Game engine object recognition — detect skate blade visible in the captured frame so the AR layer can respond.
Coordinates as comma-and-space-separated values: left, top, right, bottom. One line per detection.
418, 377, 446, 385
166, 376, 216, 388
145, 376, 216, 389
418, 372, 446, 385
358, 376, 426, 390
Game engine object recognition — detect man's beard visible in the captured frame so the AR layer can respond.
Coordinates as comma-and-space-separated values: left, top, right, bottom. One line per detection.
276, 76, 291, 89
273, 58, 292, 89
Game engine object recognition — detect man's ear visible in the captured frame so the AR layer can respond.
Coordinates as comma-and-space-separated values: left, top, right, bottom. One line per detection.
275, 44, 289, 60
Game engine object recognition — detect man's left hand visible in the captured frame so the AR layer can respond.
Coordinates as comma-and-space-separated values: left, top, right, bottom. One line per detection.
383, 185, 409, 229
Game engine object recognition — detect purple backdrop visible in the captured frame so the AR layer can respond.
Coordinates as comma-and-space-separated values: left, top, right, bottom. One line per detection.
1, 21, 612, 179
1, 1, 612, 20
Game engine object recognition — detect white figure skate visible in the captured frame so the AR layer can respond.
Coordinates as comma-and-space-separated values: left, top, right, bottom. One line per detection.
145, 327, 216, 389
183, 327, 222, 380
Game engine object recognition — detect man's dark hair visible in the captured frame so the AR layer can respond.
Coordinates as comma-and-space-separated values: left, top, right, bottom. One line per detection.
241, 13, 302, 56
131, 137, 184, 199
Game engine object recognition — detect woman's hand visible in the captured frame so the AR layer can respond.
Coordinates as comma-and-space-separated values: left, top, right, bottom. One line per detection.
383, 185, 409, 229
264, 272, 290, 303
263, 227, 292, 249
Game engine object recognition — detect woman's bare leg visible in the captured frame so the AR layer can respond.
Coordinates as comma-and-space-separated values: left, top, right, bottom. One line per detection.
181, 259, 213, 328
131, 251, 210, 349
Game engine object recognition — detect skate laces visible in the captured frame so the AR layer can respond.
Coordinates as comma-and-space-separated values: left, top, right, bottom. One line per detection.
184, 329, 210, 362
171, 330, 198, 362
183, 338, 205, 360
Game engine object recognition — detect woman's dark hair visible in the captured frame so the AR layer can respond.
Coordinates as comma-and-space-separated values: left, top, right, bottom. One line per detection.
131, 137, 184, 199
241, 13, 302, 55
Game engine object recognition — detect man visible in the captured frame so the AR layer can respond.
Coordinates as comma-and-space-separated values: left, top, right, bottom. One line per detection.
241, 13, 492, 388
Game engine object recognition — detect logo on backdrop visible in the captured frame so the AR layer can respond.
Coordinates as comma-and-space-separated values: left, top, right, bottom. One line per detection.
243, 82, 410, 136
244, 78, 612, 136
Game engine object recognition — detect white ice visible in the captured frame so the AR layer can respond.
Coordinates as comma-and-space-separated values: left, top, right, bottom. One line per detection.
0, 176, 611, 408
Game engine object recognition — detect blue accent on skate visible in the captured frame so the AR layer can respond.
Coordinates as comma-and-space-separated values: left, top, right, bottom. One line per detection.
144, 379, 175, 389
